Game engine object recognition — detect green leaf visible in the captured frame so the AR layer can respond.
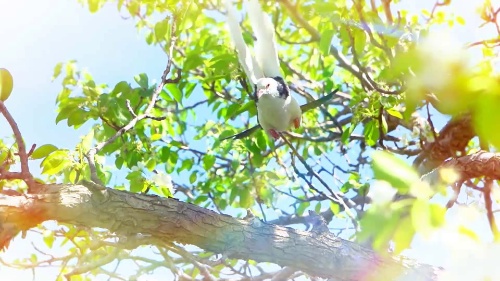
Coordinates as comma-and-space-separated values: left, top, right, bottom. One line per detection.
159, 147, 170, 162
31, 144, 58, 159
170, 140, 184, 148
56, 107, 75, 124
458, 226, 479, 241
456, 16, 465, 25
189, 172, 197, 184
127, 171, 145, 193
184, 53, 204, 71
115, 156, 124, 169
386, 109, 403, 119
43, 230, 55, 248
297, 201, 310, 216
252, 152, 263, 166
381, 115, 388, 134
117, 0, 124, 10
411, 199, 432, 235
168, 151, 179, 167
81, 130, 94, 151
154, 19, 169, 41
202, 154, 216, 171
67, 108, 88, 128
40, 150, 71, 175
371, 214, 400, 251
219, 129, 236, 140
127, 0, 140, 15
150, 134, 162, 141
52, 62, 63, 80
239, 188, 254, 208
319, 29, 334, 56
353, 30, 366, 56
87, 0, 99, 12
145, 31, 154, 45
371, 151, 419, 193
314, 202, 321, 213
225, 103, 241, 120
179, 159, 193, 172
231, 101, 255, 119
429, 203, 446, 227
183, 83, 197, 99
341, 124, 356, 144
111, 81, 131, 95
392, 217, 415, 254
146, 158, 156, 171
166, 84, 182, 103
330, 202, 340, 215
134, 73, 149, 89
474, 90, 500, 149
255, 133, 267, 150
364, 120, 379, 146
194, 195, 208, 205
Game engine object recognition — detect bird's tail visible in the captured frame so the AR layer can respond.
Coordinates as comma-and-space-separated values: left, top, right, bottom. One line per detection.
225, 0, 263, 84
246, 0, 281, 78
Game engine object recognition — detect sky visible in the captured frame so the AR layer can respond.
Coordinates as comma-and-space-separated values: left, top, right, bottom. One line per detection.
0, 0, 499, 280
0, 0, 167, 153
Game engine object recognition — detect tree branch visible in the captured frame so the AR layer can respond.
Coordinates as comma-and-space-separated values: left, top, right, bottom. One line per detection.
85, 16, 180, 184
483, 179, 500, 241
414, 114, 475, 175
0, 183, 441, 280
0, 101, 35, 192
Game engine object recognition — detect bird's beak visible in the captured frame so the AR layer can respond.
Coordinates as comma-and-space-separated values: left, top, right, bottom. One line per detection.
256, 89, 264, 99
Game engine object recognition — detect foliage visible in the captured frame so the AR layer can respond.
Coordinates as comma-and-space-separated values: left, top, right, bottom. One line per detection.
2, 0, 500, 280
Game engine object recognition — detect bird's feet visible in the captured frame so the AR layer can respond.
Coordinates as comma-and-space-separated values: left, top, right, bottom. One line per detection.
293, 117, 301, 129
268, 129, 280, 140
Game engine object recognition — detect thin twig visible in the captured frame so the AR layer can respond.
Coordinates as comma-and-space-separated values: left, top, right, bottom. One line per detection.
381, 0, 393, 25
278, 133, 355, 219
277, 0, 320, 41
378, 105, 386, 149
426, 102, 438, 141
85, 17, 180, 184
0, 101, 35, 192
484, 179, 500, 241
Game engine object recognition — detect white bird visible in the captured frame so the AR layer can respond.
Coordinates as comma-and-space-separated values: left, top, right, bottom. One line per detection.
225, 0, 302, 140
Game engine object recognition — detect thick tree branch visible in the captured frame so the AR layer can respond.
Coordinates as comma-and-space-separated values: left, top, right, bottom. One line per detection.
423, 151, 500, 184
414, 114, 474, 174
0, 183, 441, 280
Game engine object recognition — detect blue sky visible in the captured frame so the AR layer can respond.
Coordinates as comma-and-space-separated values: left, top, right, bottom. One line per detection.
0, 0, 498, 280
0, 0, 167, 153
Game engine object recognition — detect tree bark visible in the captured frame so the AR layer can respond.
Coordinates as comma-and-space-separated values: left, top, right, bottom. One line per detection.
0, 182, 441, 280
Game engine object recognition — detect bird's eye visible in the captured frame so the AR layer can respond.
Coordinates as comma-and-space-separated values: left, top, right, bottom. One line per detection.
265, 84, 270, 89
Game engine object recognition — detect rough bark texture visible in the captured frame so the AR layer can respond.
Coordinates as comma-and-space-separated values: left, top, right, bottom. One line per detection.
0, 183, 441, 280
415, 114, 475, 174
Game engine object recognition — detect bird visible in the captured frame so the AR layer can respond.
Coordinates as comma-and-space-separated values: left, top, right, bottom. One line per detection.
220, 89, 339, 140
223, 0, 336, 141
224, 0, 301, 140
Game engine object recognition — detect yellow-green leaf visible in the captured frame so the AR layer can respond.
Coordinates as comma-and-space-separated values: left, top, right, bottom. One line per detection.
31, 144, 58, 160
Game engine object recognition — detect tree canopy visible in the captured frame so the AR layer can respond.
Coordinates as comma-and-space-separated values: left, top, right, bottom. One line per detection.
1, 0, 500, 280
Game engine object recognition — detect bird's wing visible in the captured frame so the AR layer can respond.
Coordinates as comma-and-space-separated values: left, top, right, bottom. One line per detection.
219, 124, 262, 141
226, 0, 264, 84
300, 89, 339, 113
247, 0, 281, 78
